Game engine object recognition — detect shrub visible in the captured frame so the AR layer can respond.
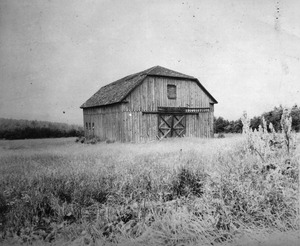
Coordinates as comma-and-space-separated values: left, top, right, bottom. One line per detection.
172, 167, 206, 197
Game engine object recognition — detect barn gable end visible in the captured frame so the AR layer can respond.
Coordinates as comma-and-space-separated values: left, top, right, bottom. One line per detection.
81, 66, 217, 142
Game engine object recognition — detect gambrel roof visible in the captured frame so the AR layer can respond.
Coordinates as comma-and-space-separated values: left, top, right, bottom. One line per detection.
80, 66, 217, 108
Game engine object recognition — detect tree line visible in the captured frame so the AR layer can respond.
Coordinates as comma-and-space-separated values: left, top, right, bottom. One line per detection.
0, 118, 84, 140
1, 105, 299, 139
214, 104, 300, 134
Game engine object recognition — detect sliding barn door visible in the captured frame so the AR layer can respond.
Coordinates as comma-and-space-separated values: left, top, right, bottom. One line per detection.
158, 114, 186, 139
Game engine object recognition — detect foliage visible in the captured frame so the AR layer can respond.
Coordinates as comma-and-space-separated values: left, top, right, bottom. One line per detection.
214, 117, 243, 134
252, 104, 300, 132
0, 118, 83, 140
172, 167, 206, 197
215, 104, 300, 134
241, 109, 297, 160
0, 128, 299, 245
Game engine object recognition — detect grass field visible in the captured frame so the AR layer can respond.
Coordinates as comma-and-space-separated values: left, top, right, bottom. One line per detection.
0, 133, 299, 246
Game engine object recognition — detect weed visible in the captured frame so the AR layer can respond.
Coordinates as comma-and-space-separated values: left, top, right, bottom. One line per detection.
172, 167, 206, 197
0, 119, 299, 245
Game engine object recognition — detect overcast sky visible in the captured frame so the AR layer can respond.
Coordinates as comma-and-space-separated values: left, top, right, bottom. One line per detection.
0, 0, 299, 125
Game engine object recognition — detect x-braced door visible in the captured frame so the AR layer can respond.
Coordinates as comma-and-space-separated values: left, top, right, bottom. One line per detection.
158, 114, 186, 139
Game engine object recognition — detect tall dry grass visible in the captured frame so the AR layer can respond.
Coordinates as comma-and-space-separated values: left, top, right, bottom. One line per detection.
0, 130, 299, 245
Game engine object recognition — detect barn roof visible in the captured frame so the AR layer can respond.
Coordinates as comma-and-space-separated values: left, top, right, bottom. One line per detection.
80, 66, 217, 108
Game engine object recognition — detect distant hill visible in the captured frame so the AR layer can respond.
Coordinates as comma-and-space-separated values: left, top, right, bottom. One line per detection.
0, 118, 84, 140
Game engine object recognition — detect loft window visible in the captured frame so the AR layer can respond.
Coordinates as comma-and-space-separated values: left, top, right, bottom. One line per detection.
167, 84, 177, 99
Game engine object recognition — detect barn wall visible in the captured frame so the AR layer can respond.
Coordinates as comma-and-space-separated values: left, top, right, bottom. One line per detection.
124, 76, 213, 111
210, 103, 214, 138
121, 109, 157, 142
83, 104, 123, 141
121, 77, 215, 141
83, 76, 215, 142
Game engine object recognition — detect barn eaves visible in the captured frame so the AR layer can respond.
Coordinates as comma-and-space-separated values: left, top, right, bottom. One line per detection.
80, 65, 218, 109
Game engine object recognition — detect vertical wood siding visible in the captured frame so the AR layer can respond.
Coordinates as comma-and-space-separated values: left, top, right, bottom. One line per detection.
124, 77, 214, 111
83, 76, 215, 142
120, 76, 215, 141
83, 104, 123, 141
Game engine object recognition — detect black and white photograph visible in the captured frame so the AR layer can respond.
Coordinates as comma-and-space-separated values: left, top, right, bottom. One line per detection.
0, 0, 299, 245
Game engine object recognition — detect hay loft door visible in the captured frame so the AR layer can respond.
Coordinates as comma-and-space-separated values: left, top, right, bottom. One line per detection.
158, 114, 186, 139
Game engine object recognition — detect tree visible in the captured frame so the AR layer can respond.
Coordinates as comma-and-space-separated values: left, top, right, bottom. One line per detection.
291, 104, 300, 132
250, 116, 261, 131
214, 117, 229, 133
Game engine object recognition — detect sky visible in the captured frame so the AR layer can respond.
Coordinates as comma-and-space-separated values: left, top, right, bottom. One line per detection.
0, 0, 299, 125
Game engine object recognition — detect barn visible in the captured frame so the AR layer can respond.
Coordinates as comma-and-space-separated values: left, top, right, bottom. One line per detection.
80, 66, 218, 142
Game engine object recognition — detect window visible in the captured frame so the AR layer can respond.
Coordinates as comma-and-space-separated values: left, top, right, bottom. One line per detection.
92, 123, 94, 129
89, 122, 91, 130
167, 84, 176, 99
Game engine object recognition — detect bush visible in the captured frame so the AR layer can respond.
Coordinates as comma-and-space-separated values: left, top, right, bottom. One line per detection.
172, 167, 206, 197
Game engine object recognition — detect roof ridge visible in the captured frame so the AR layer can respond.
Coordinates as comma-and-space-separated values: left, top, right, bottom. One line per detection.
144, 65, 160, 75
80, 65, 217, 108
121, 66, 158, 82
146, 65, 196, 79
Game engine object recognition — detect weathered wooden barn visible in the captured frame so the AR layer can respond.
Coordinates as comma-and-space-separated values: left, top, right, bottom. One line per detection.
80, 66, 218, 142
